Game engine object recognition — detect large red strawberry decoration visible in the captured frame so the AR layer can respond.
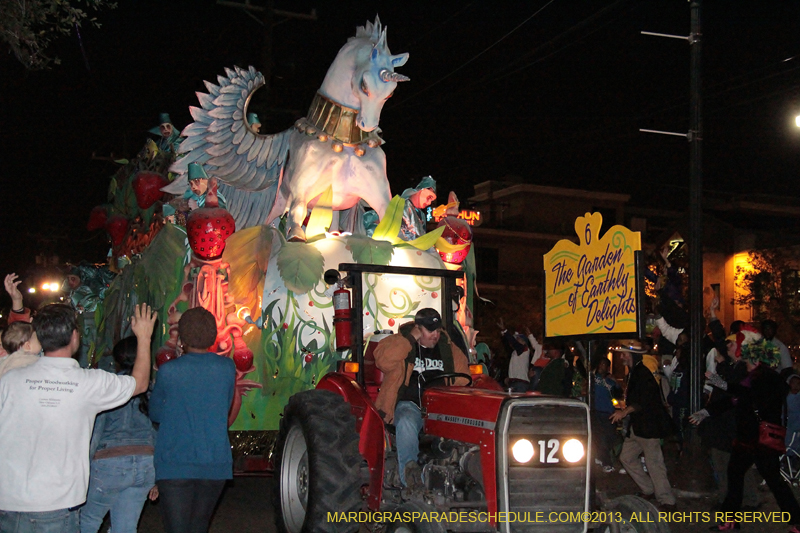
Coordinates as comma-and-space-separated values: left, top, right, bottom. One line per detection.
87, 206, 108, 231
132, 171, 168, 209
156, 346, 178, 368
436, 216, 473, 265
232, 337, 254, 372
105, 215, 129, 247
186, 207, 235, 260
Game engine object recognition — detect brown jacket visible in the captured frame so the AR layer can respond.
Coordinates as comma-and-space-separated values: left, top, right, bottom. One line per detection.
373, 325, 470, 423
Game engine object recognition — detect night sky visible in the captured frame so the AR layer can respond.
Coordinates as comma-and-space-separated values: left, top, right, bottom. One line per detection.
1, 0, 799, 283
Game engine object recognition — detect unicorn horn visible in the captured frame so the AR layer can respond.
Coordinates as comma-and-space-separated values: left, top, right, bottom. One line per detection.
379, 69, 410, 83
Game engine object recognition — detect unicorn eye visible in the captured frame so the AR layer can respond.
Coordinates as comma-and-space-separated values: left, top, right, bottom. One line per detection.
360, 77, 370, 96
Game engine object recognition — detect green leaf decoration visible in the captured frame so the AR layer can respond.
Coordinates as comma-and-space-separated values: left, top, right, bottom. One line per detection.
222, 225, 273, 314
276, 242, 325, 294
132, 224, 189, 311
108, 177, 117, 201
464, 245, 477, 311
305, 185, 333, 239
396, 226, 446, 251
371, 195, 405, 244
346, 234, 394, 265
94, 224, 189, 359
114, 159, 129, 165
141, 203, 156, 227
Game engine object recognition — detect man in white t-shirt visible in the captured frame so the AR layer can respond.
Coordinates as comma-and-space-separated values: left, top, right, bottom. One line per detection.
0, 303, 155, 533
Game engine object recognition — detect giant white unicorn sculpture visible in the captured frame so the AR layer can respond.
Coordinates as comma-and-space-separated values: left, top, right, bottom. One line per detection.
165, 16, 409, 241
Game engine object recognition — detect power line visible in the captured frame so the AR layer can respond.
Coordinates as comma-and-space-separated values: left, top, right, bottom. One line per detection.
391, 0, 559, 110
403, 1, 479, 50
387, 0, 633, 119
479, 0, 633, 86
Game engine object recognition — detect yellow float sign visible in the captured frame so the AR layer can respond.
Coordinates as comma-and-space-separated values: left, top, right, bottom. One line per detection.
543, 212, 642, 337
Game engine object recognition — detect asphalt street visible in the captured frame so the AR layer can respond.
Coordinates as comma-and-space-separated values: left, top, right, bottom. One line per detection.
136, 476, 275, 532
126, 447, 799, 533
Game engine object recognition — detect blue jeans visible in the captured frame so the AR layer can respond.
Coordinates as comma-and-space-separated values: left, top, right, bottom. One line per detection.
79, 455, 155, 533
591, 411, 619, 467
395, 401, 424, 485
0, 508, 79, 533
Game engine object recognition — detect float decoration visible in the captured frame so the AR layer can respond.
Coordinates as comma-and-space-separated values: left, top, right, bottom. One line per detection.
435, 192, 473, 265
167, 16, 409, 241
90, 17, 484, 433
346, 235, 395, 265
87, 125, 179, 263
94, 223, 188, 365
275, 240, 325, 295
221, 225, 272, 319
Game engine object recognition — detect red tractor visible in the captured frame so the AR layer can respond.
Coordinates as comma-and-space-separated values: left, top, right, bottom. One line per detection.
273, 264, 662, 533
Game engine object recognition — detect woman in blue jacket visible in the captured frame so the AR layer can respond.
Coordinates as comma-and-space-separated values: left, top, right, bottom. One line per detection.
80, 336, 157, 533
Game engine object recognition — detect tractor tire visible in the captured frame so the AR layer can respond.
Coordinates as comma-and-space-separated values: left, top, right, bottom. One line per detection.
386, 501, 446, 533
274, 389, 367, 533
600, 495, 671, 533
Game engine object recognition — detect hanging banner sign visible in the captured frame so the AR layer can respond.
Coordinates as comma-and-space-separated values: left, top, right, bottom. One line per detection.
543, 212, 642, 337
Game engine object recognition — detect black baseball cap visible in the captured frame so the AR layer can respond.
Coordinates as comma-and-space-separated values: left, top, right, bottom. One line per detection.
414, 308, 442, 332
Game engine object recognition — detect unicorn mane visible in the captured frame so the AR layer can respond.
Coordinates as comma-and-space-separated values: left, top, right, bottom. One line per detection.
351, 16, 388, 52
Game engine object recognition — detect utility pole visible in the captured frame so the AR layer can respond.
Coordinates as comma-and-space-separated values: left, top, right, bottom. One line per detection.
640, 1, 703, 413
216, 1, 317, 100
688, 0, 703, 415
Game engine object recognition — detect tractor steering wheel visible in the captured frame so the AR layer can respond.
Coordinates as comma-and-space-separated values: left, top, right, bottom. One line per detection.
422, 372, 473, 388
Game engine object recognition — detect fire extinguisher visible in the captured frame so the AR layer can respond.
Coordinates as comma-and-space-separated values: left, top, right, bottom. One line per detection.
333, 284, 352, 351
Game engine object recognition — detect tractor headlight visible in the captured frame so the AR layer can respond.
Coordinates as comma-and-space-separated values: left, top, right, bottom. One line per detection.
562, 439, 584, 463
511, 438, 535, 463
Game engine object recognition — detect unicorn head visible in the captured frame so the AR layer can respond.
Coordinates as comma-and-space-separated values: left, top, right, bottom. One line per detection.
320, 16, 409, 132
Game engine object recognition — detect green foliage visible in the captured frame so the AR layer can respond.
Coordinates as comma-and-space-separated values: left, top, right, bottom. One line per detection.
94, 224, 188, 360
276, 241, 325, 294
369, 195, 444, 251
734, 248, 800, 341
0, 0, 118, 70
464, 245, 477, 311
256, 296, 340, 421
396, 225, 445, 251
371, 196, 405, 244
346, 234, 394, 265
132, 224, 188, 311
222, 225, 273, 316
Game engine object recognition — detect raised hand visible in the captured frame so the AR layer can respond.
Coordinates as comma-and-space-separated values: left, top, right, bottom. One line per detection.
4, 273, 23, 310
131, 303, 157, 340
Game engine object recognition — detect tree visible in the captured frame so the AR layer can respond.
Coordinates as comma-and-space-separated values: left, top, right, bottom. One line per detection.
734, 247, 800, 342
0, 0, 117, 70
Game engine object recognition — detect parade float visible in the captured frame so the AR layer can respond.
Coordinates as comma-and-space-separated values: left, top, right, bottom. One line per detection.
88, 17, 477, 445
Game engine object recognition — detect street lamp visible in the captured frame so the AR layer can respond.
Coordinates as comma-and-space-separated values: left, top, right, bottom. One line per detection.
796, 115, 800, 128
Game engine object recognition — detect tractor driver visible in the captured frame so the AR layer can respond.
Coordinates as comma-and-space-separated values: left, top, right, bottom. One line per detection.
373, 308, 470, 487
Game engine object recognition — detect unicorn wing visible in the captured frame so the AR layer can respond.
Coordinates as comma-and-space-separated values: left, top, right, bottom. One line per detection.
168, 66, 291, 229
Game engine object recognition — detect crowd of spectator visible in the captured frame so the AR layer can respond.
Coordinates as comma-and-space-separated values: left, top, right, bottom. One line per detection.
4, 256, 800, 532
489, 297, 800, 529
0, 274, 235, 533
